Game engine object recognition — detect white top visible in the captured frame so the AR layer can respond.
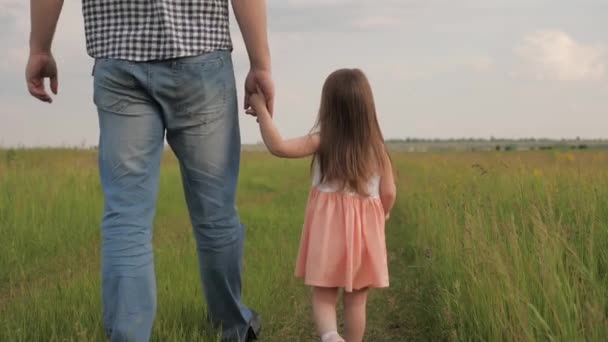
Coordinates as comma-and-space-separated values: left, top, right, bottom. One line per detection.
312, 162, 381, 198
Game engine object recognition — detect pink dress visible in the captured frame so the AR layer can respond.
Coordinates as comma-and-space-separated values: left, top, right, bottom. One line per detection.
295, 164, 389, 292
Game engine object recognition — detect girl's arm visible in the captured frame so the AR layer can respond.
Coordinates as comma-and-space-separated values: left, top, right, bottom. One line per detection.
249, 93, 320, 158
379, 151, 397, 217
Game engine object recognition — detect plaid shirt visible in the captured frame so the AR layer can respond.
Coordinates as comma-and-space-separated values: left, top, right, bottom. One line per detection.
82, 0, 233, 61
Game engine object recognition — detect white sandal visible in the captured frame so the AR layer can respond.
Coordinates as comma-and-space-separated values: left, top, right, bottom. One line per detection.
321, 331, 345, 342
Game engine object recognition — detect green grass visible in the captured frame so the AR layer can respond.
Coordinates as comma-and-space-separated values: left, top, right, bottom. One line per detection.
1, 149, 607, 341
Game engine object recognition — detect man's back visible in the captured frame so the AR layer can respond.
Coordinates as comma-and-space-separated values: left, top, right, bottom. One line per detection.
82, 0, 233, 61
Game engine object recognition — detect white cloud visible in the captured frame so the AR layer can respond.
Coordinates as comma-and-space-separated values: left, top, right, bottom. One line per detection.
516, 30, 606, 81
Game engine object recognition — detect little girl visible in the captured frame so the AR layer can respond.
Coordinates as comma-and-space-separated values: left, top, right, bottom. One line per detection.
247, 68, 396, 342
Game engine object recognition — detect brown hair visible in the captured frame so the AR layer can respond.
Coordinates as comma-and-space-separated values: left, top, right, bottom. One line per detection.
313, 68, 387, 196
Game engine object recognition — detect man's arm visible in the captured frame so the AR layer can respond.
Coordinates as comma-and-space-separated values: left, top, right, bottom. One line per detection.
26, 0, 64, 103
231, 0, 275, 115
30, 0, 64, 54
231, 0, 270, 71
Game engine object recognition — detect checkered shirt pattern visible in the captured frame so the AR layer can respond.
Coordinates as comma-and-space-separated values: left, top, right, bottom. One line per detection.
82, 0, 233, 61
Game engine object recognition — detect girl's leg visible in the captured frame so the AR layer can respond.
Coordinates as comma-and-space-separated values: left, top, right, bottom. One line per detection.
343, 288, 369, 342
312, 286, 344, 342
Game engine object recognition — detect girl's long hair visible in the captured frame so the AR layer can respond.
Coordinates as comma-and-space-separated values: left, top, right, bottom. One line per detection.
313, 68, 387, 196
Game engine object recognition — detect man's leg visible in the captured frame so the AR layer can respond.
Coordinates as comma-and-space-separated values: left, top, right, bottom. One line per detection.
159, 51, 256, 341
94, 59, 165, 341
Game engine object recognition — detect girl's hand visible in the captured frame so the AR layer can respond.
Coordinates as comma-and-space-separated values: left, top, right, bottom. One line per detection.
250, 92, 267, 113
246, 92, 270, 121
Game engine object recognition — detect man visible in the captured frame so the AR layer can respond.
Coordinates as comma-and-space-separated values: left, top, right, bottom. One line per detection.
26, 0, 274, 341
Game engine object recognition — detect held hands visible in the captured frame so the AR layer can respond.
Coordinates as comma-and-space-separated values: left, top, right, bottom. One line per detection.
245, 90, 270, 121
244, 68, 274, 117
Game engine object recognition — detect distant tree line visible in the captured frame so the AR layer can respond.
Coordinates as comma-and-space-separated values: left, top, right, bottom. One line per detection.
386, 137, 608, 143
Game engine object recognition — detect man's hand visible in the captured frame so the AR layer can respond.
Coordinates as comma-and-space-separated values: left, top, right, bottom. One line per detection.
26, 53, 58, 103
244, 68, 274, 116
27, 0, 64, 103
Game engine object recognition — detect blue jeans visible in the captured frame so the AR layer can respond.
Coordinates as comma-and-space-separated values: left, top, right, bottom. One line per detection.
93, 51, 252, 341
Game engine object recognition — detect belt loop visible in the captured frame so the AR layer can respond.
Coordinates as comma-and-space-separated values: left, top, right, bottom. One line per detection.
91, 59, 97, 77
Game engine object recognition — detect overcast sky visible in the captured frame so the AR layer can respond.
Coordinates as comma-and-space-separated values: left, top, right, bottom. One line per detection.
0, 0, 606, 147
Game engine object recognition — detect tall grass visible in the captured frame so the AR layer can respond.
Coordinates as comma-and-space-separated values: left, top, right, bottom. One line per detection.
393, 151, 608, 341
1, 149, 607, 341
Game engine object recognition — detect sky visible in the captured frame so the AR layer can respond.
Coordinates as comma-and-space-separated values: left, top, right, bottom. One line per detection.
0, 0, 607, 147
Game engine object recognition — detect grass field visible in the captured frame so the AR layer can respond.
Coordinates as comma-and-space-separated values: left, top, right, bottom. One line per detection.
1, 149, 607, 341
